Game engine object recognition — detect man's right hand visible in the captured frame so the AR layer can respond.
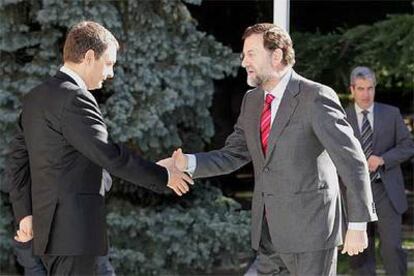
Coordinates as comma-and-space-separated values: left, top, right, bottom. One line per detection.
15, 215, 33, 242
341, 229, 368, 256
171, 148, 188, 171
157, 150, 193, 196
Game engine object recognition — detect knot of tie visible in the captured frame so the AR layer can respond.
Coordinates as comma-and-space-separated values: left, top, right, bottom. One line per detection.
362, 110, 369, 117
265, 94, 275, 105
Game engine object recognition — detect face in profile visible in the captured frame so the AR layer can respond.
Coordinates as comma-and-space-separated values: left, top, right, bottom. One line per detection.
241, 34, 274, 88
351, 78, 376, 110
86, 43, 117, 90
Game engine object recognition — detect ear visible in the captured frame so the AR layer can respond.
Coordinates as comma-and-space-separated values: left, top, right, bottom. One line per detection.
349, 85, 356, 98
84, 49, 96, 64
272, 48, 283, 66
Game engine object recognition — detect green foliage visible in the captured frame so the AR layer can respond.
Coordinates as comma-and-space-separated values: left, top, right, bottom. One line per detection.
293, 14, 414, 95
0, 1, 245, 274
0, 0, 239, 187
107, 184, 252, 275
0, 193, 15, 273
103, 0, 240, 157
0, 184, 252, 275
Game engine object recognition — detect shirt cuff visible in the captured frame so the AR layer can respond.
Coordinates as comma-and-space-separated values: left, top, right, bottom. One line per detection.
186, 154, 196, 175
348, 222, 367, 231
165, 167, 171, 184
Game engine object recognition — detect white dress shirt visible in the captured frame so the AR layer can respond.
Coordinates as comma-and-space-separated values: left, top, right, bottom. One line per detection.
266, 69, 292, 126
354, 103, 375, 132
60, 66, 88, 90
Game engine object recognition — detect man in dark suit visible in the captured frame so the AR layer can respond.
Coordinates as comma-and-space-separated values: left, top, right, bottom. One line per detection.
5, 121, 115, 276
8, 126, 117, 276
8, 21, 192, 275
345, 66, 414, 276
161, 23, 377, 275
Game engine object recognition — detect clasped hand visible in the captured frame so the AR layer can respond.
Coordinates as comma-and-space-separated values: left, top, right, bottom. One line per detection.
157, 149, 191, 196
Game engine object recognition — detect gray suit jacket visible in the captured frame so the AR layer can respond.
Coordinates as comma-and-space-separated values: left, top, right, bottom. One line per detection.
193, 71, 377, 253
345, 103, 414, 214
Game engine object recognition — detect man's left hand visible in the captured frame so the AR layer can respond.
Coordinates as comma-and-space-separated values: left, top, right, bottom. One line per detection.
367, 155, 384, 172
14, 215, 33, 243
341, 229, 368, 256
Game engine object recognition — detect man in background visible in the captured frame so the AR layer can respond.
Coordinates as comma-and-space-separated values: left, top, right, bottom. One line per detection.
345, 66, 414, 276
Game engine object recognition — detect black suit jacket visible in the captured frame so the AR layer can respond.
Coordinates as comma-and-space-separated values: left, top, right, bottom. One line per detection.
13, 71, 168, 256
5, 118, 32, 225
345, 103, 414, 214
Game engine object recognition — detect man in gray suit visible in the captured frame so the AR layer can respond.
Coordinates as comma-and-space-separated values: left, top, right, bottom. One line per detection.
345, 66, 414, 276
160, 23, 377, 275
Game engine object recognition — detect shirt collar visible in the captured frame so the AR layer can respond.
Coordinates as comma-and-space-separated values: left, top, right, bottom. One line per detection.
60, 66, 88, 90
266, 68, 292, 97
354, 102, 374, 115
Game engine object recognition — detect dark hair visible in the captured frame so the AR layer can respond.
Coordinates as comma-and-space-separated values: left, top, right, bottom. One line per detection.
63, 21, 119, 63
242, 23, 295, 66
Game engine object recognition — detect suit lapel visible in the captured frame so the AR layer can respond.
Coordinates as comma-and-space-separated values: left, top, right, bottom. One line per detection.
265, 71, 300, 163
250, 88, 266, 162
347, 106, 361, 141
372, 103, 381, 150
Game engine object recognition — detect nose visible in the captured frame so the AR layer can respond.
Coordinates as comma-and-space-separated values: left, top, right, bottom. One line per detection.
241, 56, 247, 68
107, 67, 114, 79
361, 89, 371, 97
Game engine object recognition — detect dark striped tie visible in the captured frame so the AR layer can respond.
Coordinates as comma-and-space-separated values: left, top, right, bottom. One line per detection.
361, 110, 379, 182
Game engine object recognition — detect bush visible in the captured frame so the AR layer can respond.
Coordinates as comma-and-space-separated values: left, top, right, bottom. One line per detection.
107, 183, 252, 275
0, 1, 247, 273
0, 184, 252, 275
293, 14, 414, 95
0, 0, 239, 187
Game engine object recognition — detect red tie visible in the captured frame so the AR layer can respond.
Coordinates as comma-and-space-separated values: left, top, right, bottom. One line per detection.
260, 94, 275, 155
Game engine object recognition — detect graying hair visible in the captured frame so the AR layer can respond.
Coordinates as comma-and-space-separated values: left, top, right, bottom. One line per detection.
350, 66, 376, 86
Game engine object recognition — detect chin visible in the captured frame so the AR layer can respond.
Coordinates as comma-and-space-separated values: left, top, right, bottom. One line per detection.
249, 75, 262, 85
89, 85, 102, 91
247, 78, 257, 87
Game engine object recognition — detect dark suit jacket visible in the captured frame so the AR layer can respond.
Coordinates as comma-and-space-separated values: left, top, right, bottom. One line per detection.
193, 71, 377, 253
4, 119, 32, 224
345, 103, 414, 214
13, 71, 168, 256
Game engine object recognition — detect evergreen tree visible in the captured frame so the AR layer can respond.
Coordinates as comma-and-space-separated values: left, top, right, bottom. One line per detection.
0, 1, 249, 274
0, 0, 239, 183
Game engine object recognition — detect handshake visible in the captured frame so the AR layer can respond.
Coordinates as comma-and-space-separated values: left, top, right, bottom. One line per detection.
156, 148, 192, 196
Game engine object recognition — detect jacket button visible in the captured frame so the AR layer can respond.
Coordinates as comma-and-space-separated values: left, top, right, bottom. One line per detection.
264, 167, 269, 173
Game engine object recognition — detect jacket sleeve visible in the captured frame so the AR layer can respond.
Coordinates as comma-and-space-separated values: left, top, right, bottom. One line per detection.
193, 92, 252, 178
61, 90, 168, 193
381, 109, 414, 169
5, 116, 32, 223
310, 86, 377, 223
